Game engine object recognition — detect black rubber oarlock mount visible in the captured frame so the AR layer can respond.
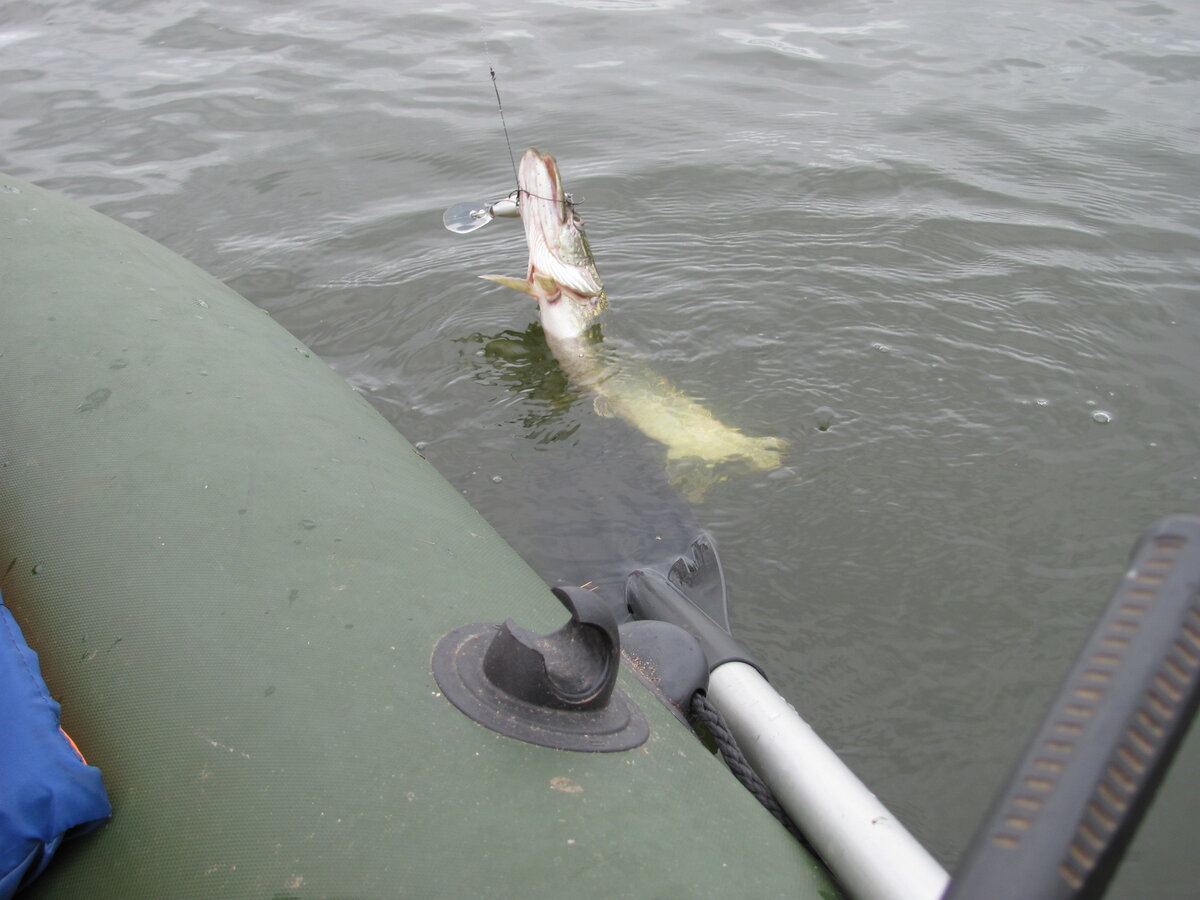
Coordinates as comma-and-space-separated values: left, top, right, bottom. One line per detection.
432, 586, 649, 752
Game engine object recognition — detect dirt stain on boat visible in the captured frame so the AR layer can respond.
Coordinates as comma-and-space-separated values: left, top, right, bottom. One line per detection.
77, 388, 111, 412
549, 776, 583, 794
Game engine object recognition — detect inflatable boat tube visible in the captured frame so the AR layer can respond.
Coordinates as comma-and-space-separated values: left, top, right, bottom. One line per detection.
0, 175, 837, 899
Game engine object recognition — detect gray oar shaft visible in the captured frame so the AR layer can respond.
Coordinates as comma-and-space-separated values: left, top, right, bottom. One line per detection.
707, 661, 951, 900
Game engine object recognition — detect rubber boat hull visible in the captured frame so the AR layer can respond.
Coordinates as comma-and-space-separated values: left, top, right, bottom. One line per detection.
0, 175, 837, 898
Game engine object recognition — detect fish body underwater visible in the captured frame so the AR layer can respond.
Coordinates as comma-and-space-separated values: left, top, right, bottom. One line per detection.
482, 148, 787, 501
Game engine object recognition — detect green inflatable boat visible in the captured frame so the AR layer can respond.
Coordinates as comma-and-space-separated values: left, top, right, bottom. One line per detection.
0, 175, 837, 898
5, 174, 1198, 900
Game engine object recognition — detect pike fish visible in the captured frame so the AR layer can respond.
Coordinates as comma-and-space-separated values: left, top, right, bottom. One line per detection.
482, 148, 787, 500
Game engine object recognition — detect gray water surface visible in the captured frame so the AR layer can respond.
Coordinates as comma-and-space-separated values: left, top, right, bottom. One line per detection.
3, 1, 1199, 896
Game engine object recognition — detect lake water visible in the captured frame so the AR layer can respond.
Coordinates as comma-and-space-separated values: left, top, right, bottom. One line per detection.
3, 0, 1199, 895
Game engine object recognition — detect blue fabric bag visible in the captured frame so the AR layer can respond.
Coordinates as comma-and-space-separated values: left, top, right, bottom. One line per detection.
1, 594, 111, 898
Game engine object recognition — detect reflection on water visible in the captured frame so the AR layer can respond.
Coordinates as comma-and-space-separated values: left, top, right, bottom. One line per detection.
458, 322, 585, 445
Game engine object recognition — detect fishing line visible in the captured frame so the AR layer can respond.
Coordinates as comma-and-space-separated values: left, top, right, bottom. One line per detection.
482, 47, 582, 218
485, 44, 520, 193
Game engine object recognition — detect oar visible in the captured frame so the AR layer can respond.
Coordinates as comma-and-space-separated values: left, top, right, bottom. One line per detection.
943, 514, 1200, 899
625, 515, 1200, 900
625, 535, 950, 900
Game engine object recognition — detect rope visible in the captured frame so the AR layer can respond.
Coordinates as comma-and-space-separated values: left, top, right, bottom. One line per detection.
691, 692, 809, 846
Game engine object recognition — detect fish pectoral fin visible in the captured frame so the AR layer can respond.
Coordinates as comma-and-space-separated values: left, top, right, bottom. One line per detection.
531, 273, 560, 296
480, 275, 534, 295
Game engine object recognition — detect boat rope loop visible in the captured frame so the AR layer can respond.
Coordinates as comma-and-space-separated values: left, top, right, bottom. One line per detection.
690, 692, 807, 846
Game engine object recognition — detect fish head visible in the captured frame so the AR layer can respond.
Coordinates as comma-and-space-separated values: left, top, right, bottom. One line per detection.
517, 149, 607, 332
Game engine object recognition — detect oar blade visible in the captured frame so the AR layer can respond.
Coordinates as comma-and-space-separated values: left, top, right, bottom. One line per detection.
944, 514, 1200, 900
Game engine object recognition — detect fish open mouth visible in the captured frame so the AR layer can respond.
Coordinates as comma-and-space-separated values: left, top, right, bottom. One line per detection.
517, 149, 605, 301
519, 149, 566, 217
